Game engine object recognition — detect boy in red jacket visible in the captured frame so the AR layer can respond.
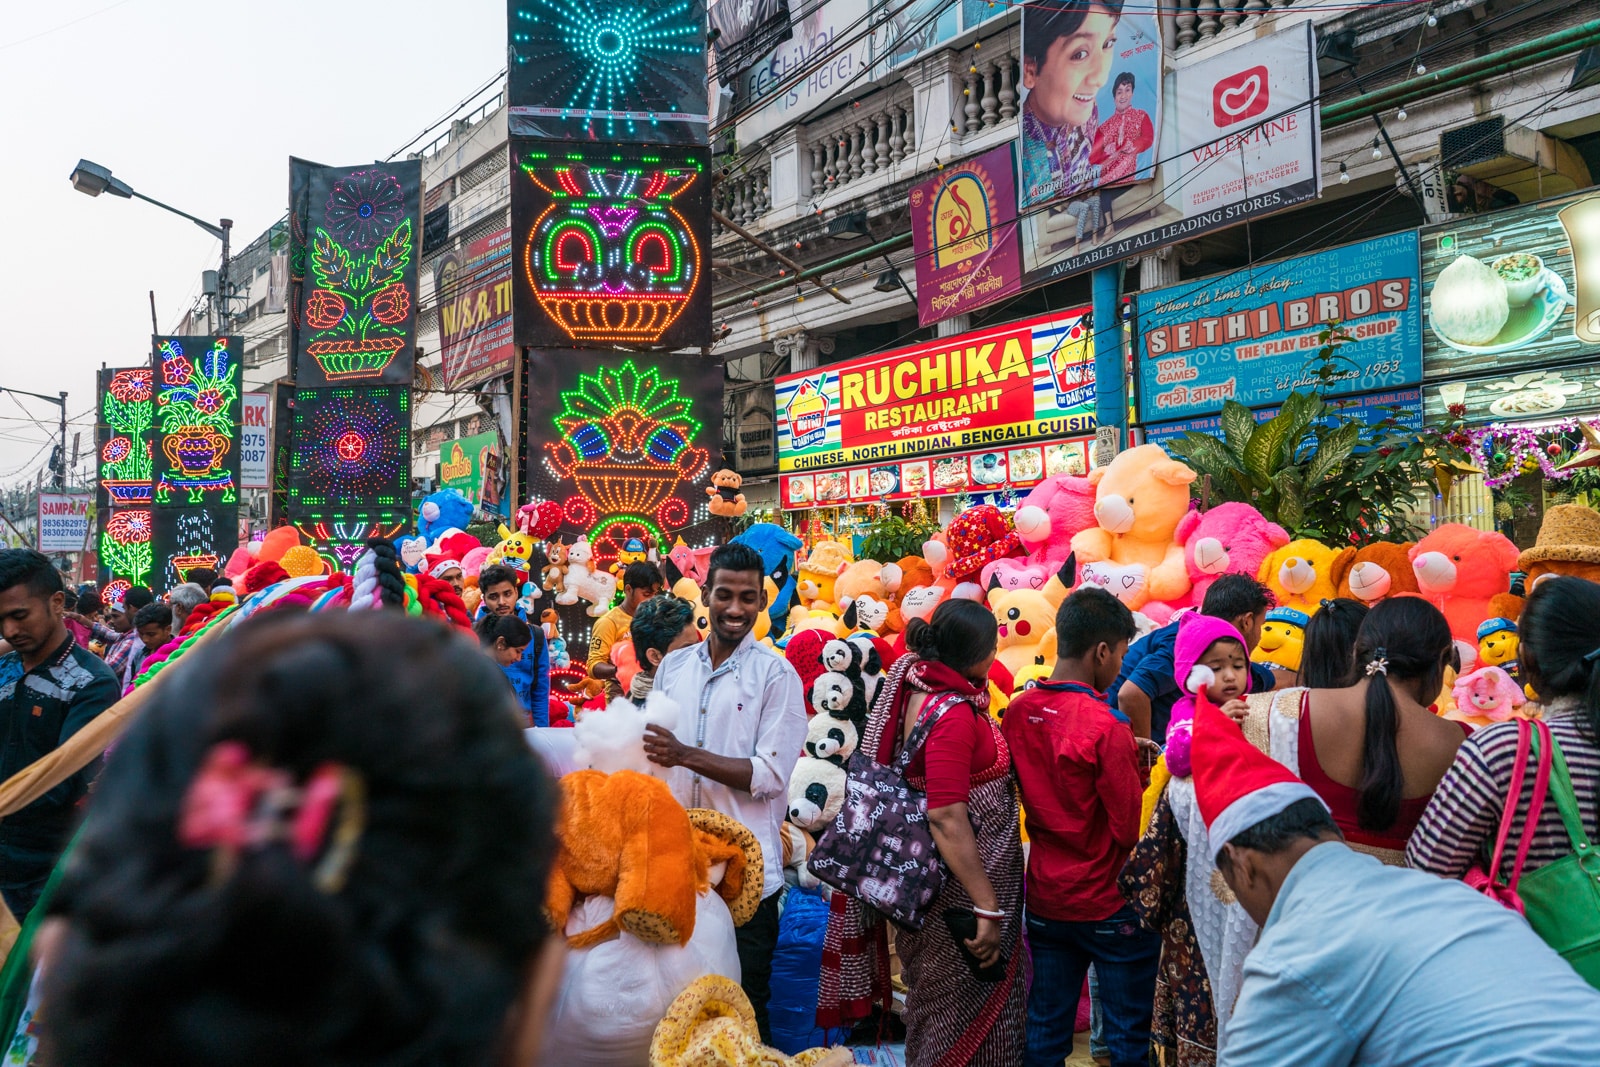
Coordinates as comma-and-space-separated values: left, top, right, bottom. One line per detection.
1002, 586, 1158, 1067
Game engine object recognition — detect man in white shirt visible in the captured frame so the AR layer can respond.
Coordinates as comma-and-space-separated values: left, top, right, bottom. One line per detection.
646, 541, 807, 1042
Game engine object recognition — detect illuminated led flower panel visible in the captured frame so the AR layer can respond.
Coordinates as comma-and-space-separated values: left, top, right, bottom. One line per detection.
152, 337, 240, 506
511, 142, 711, 349
507, 0, 708, 144
97, 366, 155, 508
294, 160, 422, 386
100, 508, 154, 593
288, 387, 410, 509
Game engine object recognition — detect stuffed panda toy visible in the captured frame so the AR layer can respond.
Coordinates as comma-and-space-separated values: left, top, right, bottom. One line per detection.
787, 758, 846, 831
803, 710, 860, 762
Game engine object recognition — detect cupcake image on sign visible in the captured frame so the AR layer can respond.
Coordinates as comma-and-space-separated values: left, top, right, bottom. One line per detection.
971, 452, 1008, 485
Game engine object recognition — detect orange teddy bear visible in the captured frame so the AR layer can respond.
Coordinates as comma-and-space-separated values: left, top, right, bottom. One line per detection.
1408, 524, 1518, 649
547, 770, 761, 950
1334, 541, 1418, 605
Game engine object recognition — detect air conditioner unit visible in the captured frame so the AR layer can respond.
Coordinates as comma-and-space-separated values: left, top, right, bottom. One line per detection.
1441, 118, 1593, 202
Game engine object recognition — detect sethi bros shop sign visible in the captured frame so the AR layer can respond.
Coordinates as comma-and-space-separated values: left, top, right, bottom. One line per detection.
776, 309, 1102, 507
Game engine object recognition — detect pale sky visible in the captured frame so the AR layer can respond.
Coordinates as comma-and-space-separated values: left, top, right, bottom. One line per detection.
0, 0, 505, 483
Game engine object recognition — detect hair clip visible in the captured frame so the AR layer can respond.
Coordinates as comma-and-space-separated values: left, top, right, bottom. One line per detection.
1365, 648, 1390, 677
1320, 598, 1334, 609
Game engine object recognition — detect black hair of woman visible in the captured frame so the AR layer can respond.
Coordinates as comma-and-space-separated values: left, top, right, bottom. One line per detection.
1351, 596, 1454, 831
476, 611, 532, 649
1300, 598, 1370, 689
41, 611, 560, 1066
1519, 575, 1600, 740
904, 598, 998, 681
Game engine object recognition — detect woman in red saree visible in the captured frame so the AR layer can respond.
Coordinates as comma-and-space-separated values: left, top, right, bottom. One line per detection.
819, 599, 1025, 1067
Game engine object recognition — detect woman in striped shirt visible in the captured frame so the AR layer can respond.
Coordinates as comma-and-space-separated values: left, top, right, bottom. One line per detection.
1407, 576, 1600, 878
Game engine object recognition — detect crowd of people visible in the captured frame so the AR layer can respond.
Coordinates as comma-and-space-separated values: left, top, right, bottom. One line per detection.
4, 537, 1600, 1064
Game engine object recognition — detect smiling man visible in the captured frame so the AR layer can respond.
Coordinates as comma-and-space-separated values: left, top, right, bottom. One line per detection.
0, 550, 119, 919
644, 541, 807, 1042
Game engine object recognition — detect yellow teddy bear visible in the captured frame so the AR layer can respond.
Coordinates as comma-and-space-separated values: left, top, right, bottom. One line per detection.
1258, 539, 1355, 614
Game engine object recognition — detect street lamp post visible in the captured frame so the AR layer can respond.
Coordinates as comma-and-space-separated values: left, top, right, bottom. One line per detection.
68, 159, 234, 331
0, 387, 67, 487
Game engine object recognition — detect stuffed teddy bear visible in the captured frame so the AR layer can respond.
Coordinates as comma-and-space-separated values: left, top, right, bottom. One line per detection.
796, 540, 852, 613
833, 560, 888, 622
731, 523, 805, 632
397, 536, 429, 573
1259, 539, 1355, 614
1409, 524, 1519, 647
845, 593, 891, 635
561, 539, 621, 617
706, 469, 748, 518
1477, 617, 1521, 686
1507, 504, 1600, 620
542, 542, 571, 594
787, 757, 847, 831
803, 709, 860, 761
1071, 444, 1196, 612
650, 974, 853, 1067
1174, 502, 1291, 608
418, 488, 474, 545
879, 554, 931, 634
990, 587, 1058, 677
986, 473, 1097, 590
1449, 665, 1528, 727
1335, 541, 1418, 605
546, 769, 759, 949
1077, 559, 1149, 608
1256, 607, 1309, 673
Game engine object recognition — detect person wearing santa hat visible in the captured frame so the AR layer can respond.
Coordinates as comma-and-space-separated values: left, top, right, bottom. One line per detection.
1195, 691, 1600, 1064
424, 531, 481, 598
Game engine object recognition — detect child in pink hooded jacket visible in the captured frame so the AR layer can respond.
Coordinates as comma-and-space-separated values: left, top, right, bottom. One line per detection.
1164, 614, 1254, 776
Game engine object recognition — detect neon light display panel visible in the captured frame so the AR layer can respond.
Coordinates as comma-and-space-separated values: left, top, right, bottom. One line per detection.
151, 507, 238, 594
287, 386, 411, 508
294, 159, 421, 387
511, 142, 710, 349
525, 350, 722, 569
152, 336, 242, 506
99, 509, 153, 602
96, 367, 154, 509
507, 0, 708, 145
288, 507, 410, 573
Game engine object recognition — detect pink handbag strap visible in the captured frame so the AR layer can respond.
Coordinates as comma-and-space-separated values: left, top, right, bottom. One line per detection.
1503, 719, 1555, 893
1484, 719, 1531, 889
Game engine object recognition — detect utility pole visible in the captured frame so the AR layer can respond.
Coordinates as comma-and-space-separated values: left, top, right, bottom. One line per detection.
0, 386, 69, 487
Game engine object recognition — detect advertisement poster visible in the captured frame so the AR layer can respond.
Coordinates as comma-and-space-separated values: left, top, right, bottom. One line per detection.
736, 0, 873, 144
1144, 387, 1425, 448
1023, 22, 1319, 285
240, 392, 271, 490
525, 351, 723, 570
1137, 232, 1422, 422
439, 431, 507, 517
37, 492, 92, 553
293, 160, 422, 388
1421, 189, 1600, 405
437, 227, 516, 388
506, 0, 709, 145
709, 0, 791, 78
775, 309, 1100, 472
510, 141, 711, 351
1017, 5, 1161, 209
779, 436, 1092, 508
909, 145, 1023, 326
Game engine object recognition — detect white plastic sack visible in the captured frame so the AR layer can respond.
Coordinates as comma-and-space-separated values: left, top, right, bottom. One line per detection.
540, 891, 742, 1066
525, 727, 583, 778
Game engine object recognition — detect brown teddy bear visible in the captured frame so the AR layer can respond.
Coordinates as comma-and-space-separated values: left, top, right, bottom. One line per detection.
547, 770, 762, 950
707, 469, 748, 517
1334, 541, 1418, 605
1523, 509, 1600, 586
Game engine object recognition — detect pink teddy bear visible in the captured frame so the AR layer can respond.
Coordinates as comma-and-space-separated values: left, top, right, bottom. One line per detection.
1450, 665, 1527, 724
1174, 502, 1291, 608
981, 473, 1096, 591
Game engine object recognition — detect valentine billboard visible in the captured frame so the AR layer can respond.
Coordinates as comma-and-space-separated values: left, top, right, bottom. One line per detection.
1137, 232, 1422, 422
775, 309, 1101, 472
1023, 22, 1319, 285
909, 144, 1023, 327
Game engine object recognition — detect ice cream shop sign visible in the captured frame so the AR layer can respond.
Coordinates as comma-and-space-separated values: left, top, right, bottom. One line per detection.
774, 309, 1101, 473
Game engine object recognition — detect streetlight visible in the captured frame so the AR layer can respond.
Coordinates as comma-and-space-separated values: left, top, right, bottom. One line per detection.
68, 159, 235, 331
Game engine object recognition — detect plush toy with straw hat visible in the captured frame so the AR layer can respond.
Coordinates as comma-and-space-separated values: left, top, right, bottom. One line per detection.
1508, 503, 1600, 615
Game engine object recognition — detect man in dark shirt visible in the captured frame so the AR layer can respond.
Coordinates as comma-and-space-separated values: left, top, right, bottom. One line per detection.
0, 550, 119, 918
1110, 574, 1290, 742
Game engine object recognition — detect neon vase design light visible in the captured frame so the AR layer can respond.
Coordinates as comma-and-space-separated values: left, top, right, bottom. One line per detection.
154, 339, 238, 505
304, 169, 415, 380
544, 359, 709, 534
520, 150, 704, 343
